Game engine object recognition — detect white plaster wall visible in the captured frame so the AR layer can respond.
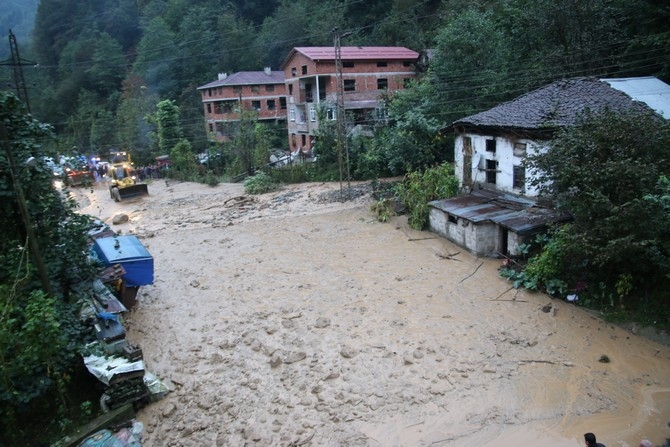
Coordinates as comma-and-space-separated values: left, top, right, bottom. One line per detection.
454, 132, 548, 197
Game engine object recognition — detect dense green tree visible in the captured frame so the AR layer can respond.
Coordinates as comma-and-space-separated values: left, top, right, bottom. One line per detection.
116, 76, 158, 159
86, 32, 127, 96
230, 0, 279, 24
427, 7, 514, 123
229, 109, 273, 175
132, 17, 178, 96
153, 99, 183, 154
168, 138, 199, 179
524, 109, 670, 311
255, 0, 347, 68
0, 92, 96, 443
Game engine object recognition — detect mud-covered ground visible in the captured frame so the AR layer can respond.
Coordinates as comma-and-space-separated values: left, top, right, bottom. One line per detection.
74, 179, 670, 447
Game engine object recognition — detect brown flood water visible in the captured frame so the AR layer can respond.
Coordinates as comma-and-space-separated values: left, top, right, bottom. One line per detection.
75, 179, 670, 446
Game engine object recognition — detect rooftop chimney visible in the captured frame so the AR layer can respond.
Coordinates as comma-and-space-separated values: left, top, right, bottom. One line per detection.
217, 72, 227, 80
264, 67, 271, 75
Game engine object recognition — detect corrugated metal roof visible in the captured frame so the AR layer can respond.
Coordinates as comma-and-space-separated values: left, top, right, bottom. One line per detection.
197, 71, 285, 90
429, 191, 571, 235
451, 77, 665, 131
281, 46, 419, 68
603, 76, 670, 119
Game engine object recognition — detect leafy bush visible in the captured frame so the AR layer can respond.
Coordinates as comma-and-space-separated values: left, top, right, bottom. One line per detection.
396, 163, 460, 229
370, 198, 395, 222
244, 171, 278, 195
202, 169, 220, 186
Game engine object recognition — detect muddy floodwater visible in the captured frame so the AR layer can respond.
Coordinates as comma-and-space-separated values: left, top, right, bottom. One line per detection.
74, 179, 670, 447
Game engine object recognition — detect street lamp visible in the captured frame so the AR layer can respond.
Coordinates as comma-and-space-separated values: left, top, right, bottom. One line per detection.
0, 121, 53, 296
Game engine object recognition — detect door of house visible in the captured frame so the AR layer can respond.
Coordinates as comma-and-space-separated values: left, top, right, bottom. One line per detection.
463, 136, 472, 187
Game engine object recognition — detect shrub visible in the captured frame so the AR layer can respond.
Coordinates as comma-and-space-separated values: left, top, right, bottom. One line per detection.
396, 163, 459, 230
244, 171, 278, 195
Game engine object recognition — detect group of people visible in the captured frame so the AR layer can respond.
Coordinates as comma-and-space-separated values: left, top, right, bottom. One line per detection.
585, 432, 654, 447
133, 164, 165, 181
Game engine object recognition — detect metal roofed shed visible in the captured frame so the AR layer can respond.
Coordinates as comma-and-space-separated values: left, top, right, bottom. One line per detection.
93, 236, 154, 287
428, 190, 570, 257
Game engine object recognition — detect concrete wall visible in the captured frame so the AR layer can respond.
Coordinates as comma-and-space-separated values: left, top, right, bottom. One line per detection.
454, 132, 547, 197
429, 208, 500, 256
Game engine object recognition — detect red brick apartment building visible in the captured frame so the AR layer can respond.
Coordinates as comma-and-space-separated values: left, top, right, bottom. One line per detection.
197, 47, 419, 151
280, 46, 419, 154
197, 68, 287, 141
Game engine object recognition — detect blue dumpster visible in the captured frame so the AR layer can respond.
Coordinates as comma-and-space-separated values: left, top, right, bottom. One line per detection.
92, 236, 154, 287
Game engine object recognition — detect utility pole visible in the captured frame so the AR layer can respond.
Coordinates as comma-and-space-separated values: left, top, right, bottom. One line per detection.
0, 29, 37, 113
332, 27, 352, 199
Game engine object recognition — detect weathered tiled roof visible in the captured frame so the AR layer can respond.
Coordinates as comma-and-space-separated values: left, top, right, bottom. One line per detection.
280, 46, 419, 69
452, 77, 658, 131
197, 71, 285, 90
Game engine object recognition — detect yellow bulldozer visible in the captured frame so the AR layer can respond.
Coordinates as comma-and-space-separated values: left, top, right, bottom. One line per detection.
108, 151, 149, 202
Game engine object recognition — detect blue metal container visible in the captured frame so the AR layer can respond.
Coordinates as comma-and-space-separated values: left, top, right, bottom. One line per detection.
92, 236, 154, 287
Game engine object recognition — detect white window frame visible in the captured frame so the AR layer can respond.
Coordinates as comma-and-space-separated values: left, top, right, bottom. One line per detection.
289, 106, 296, 122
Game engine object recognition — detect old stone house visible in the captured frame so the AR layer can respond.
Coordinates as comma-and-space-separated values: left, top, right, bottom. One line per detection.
430, 76, 670, 257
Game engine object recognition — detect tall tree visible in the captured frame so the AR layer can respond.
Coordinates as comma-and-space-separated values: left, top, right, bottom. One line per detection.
86, 32, 127, 96
132, 17, 178, 96
153, 99, 183, 154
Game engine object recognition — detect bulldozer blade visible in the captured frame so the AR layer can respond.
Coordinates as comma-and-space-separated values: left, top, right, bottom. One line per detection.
118, 184, 149, 199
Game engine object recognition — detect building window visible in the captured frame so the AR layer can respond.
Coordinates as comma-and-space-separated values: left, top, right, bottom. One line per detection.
265, 84, 275, 92
403, 78, 412, 88
291, 67, 297, 76
376, 61, 387, 67
288, 84, 293, 95
280, 97, 287, 109
206, 103, 211, 113
267, 99, 276, 110
375, 106, 388, 119
486, 159, 497, 184
344, 79, 356, 92
377, 78, 388, 90
309, 105, 316, 122
486, 139, 496, 153
513, 165, 526, 190
301, 65, 307, 75
326, 108, 335, 120
343, 61, 354, 68
448, 214, 457, 224
208, 89, 212, 97
513, 142, 527, 157
251, 85, 259, 93
208, 123, 213, 132
403, 61, 412, 67
251, 100, 261, 111
290, 106, 296, 121
233, 86, 242, 93
215, 101, 235, 113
